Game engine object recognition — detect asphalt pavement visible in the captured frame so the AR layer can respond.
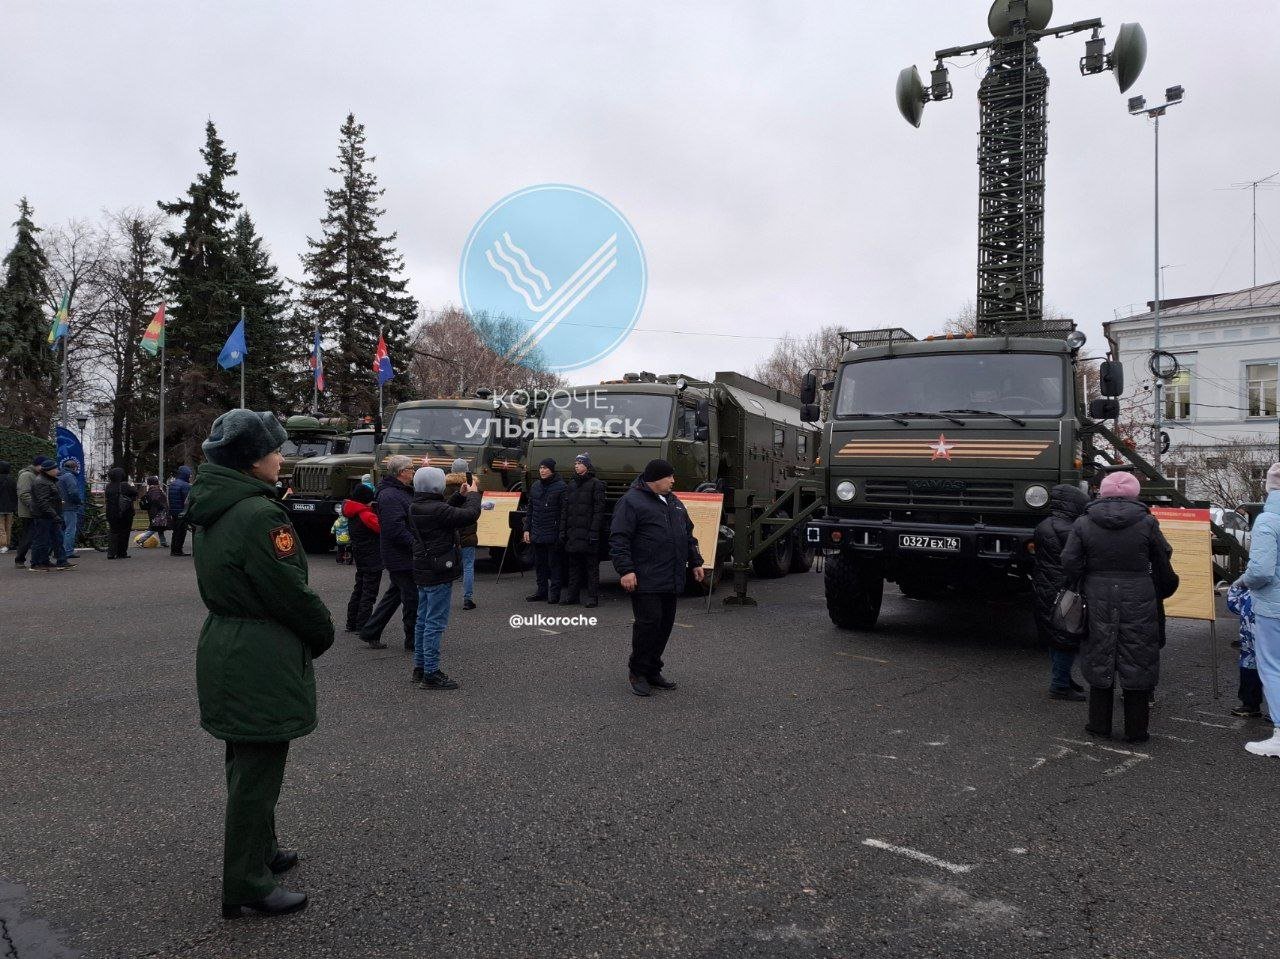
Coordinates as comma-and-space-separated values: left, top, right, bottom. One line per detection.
1, 546, 1274, 959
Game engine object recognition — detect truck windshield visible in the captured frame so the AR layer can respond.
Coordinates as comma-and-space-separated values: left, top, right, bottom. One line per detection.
386, 408, 491, 446
540, 393, 673, 439
281, 439, 335, 458
347, 433, 377, 455
835, 353, 1065, 418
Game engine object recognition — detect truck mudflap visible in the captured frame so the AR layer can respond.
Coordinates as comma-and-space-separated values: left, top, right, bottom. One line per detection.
806, 516, 1035, 566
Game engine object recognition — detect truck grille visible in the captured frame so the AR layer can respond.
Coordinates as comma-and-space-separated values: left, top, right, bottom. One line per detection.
863, 479, 1014, 509
292, 465, 330, 496
604, 480, 633, 502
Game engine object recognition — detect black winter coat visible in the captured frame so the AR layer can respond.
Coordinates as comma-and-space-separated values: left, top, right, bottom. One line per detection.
560, 471, 606, 555
30, 473, 63, 519
524, 475, 566, 544
1061, 498, 1177, 690
1031, 484, 1090, 651
408, 490, 483, 587
375, 475, 416, 573
609, 476, 703, 594
343, 500, 383, 571
104, 470, 137, 523
0, 463, 16, 514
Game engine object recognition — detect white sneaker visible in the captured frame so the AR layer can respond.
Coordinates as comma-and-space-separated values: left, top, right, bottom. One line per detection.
1244, 731, 1280, 757
0, 547, 7, 553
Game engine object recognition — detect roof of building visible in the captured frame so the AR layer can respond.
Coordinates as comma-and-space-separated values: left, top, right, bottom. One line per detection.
1116, 280, 1280, 322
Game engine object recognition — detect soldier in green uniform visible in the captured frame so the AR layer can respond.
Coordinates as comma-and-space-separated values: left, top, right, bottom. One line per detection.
185, 410, 335, 919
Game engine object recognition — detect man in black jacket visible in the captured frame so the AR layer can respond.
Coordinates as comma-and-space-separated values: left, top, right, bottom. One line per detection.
523, 458, 566, 603
1031, 484, 1089, 701
360, 455, 418, 651
609, 459, 704, 697
29, 459, 73, 571
408, 466, 482, 689
560, 453, 606, 607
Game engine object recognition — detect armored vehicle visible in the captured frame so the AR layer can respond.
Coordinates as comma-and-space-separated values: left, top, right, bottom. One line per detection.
283, 428, 378, 550
522, 372, 819, 579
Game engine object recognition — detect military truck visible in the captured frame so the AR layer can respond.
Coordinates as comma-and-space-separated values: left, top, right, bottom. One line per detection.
522, 371, 819, 580
374, 395, 531, 563
279, 415, 350, 492
283, 428, 378, 551
801, 327, 1126, 628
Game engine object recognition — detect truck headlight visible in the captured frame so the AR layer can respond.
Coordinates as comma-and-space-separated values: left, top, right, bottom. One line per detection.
1024, 485, 1049, 508
836, 481, 857, 501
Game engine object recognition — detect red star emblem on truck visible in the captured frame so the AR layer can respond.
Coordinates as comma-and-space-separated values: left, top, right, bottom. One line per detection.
929, 433, 955, 461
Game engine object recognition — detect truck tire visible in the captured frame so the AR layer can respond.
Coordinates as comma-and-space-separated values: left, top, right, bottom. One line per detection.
823, 554, 883, 630
751, 509, 794, 579
789, 532, 816, 573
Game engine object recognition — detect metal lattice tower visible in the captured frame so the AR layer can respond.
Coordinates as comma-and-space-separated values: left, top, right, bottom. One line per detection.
976, 35, 1048, 335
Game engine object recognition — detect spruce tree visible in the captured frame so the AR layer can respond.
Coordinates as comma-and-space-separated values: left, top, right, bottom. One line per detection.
299, 113, 419, 419
229, 212, 303, 411
0, 198, 56, 435
157, 120, 243, 458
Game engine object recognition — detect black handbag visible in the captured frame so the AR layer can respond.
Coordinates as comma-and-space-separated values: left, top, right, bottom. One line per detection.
1051, 587, 1087, 638
408, 511, 462, 577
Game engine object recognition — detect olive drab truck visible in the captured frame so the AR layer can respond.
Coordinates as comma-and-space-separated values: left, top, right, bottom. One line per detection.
799, 326, 1249, 630
374, 394, 531, 563
279, 415, 350, 493
282, 428, 378, 551
521, 372, 821, 587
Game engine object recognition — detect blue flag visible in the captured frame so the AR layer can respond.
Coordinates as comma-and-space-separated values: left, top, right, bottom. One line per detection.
55, 426, 87, 505
218, 318, 247, 369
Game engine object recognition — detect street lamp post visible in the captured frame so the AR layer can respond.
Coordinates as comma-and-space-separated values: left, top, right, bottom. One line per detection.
1129, 85, 1184, 474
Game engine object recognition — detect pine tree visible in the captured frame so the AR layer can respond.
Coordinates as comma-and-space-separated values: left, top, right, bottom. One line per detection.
299, 113, 419, 419
229, 212, 303, 411
0, 198, 56, 435
157, 120, 243, 459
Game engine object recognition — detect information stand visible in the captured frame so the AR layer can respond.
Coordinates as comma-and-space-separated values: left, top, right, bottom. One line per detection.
1151, 507, 1221, 697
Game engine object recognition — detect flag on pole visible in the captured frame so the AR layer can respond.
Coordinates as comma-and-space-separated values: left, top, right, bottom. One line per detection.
373, 334, 394, 386
218, 317, 247, 369
140, 304, 166, 355
310, 330, 326, 391
47, 292, 70, 350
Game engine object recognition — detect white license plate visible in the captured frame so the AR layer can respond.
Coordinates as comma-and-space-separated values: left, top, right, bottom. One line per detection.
290, 502, 315, 512
899, 534, 960, 552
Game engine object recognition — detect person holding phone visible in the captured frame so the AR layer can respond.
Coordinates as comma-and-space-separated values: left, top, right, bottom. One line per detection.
446, 458, 480, 610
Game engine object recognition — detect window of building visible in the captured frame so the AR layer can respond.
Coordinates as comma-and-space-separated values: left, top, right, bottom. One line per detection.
1164, 369, 1192, 421
1247, 363, 1278, 418
1166, 464, 1189, 494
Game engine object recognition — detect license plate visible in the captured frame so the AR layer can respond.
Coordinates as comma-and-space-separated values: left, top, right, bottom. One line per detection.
290, 502, 315, 512
899, 534, 960, 552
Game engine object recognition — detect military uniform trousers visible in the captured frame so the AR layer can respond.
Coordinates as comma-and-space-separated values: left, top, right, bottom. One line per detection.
222, 740, 289, 905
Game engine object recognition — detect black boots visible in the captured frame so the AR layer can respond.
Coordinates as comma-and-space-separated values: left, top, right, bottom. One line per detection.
268, 849, 298, 874
1086, 686, 1113, 737
222, 887, 307, 919
629, 674, 651, 697
1122, 688, 1151, 744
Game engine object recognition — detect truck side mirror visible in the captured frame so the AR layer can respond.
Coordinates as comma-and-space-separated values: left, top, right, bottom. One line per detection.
800, 372, 817, 406
800, 403, 821, 423
1099, 360, 1124, 397
1089, 398, 1120, 420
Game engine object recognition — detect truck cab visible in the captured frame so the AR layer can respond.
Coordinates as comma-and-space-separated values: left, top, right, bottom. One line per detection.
279, 415, 349, 492
282, 428, 378, 550
374, 398, 528, 491
806, 333, 1083, 627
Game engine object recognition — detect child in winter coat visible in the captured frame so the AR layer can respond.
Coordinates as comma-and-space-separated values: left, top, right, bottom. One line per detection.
332, 514, 352, 564
342, 484, 383, 632
1227, 583, 1268, 719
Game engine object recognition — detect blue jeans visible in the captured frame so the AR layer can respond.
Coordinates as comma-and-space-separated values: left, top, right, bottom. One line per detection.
414, 583, 453, 673
62, 510, 79, 555
461, 546, 476, 600
1254, 613, 1280, 721
1050, 649, 1077, 691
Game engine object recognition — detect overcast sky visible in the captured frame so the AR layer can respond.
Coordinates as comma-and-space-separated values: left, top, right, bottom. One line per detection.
4, 0, 1280, 384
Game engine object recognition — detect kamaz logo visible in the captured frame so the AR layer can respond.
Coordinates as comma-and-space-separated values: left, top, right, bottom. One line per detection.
908, 479, 967, 493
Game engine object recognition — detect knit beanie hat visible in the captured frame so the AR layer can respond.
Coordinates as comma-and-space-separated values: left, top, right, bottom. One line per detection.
451, 458, 469, 473
350, 484, 375, 504
413, 466, 446, 495
202, 410, 288, 470
641, 458, 676, 483
574, 452, 593, 468
1267, 463, 1280, 493
539, 457, 557, 470
1098, 471, 1141, 499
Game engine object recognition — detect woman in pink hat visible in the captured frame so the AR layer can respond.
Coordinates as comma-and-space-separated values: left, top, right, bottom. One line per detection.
1061, 471, 1176, 743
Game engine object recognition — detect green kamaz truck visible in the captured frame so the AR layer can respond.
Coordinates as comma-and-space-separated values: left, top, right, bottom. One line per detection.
802, 327, 1126, 629
279, 415, 350, 492
283, 427, 378, 550
522, 371, 819, 579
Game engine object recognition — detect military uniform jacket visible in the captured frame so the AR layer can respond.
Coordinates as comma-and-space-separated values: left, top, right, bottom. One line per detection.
186, 463, 335, 742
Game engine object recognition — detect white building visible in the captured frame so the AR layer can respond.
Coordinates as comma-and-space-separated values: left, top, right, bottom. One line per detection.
1105, 280, 1280, 502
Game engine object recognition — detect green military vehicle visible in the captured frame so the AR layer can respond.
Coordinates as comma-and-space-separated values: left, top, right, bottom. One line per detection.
279, 415, 350, 492
375, 395, 531, 562
523, 371, 819, 580
801, 327, 1127, 629
283, 428, 378, 551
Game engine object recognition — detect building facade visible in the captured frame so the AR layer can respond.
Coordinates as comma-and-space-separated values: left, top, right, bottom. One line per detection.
1104, 281, 1280, 505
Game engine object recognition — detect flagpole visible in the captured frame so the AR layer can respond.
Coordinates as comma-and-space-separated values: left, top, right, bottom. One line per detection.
60, 320, 69, 429
377, 326, 384, 421
159, 332, 166, 482
312, 324, 319, 415
239, 306, 246, 409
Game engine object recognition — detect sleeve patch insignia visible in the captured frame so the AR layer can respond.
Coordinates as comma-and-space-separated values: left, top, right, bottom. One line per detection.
270, 525, 297, 559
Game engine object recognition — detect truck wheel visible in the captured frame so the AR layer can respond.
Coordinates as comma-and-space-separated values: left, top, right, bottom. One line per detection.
751, 509, 794, 578
823, 554, 883, 630
789, 532, 816, 573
